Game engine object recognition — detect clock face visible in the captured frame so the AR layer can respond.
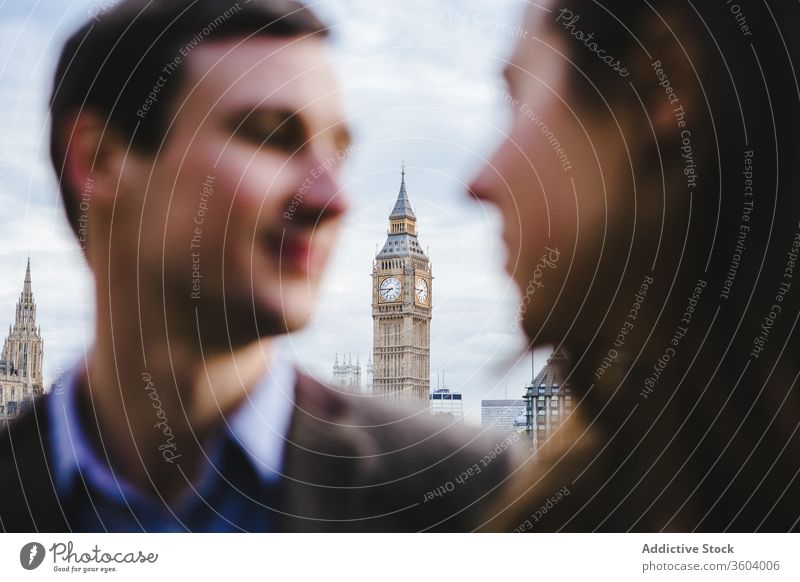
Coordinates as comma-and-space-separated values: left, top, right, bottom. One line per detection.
379, 277, 401, 301
415, 277, 429, 304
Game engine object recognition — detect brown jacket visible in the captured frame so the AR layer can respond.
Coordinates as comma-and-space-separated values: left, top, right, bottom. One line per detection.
0, 373, 525, 532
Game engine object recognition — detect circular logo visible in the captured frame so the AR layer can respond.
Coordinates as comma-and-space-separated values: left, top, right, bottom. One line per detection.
20, 542, 46, 570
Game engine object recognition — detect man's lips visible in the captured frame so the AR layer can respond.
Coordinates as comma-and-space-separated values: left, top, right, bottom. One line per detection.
263, 229, 323, 273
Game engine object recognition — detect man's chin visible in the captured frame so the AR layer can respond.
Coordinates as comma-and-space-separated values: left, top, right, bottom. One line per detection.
268, 306, 311, 335
189, 292, 312, 343
208, 303, 309, 347
252, 285, 315, 335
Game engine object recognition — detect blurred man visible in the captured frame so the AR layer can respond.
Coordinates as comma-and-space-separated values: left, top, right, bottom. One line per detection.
0, 0, 521, 532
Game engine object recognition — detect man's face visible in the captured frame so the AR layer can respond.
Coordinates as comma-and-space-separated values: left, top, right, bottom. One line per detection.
469, 4, 627, 342
118, 36, 350, 341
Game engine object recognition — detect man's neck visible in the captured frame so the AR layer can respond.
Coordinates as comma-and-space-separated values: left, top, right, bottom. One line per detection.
80, 308, 276, 502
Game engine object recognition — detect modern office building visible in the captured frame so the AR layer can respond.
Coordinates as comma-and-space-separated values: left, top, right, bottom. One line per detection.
429, 388, 463, 422
481, 399, 527, 431
482, 349, 574, 452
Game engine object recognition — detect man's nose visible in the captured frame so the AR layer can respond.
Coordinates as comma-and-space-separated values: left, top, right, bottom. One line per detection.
292, 152, 348, 223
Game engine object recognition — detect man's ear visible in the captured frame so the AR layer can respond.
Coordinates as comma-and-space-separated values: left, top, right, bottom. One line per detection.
59, 109, 126, 212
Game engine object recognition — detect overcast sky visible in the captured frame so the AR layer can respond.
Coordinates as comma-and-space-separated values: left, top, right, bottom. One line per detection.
0, 0, 551, 425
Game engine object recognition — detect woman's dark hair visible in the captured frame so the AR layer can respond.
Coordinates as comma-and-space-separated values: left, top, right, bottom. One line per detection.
494, 1, 800, 531
49, 0, 329, 236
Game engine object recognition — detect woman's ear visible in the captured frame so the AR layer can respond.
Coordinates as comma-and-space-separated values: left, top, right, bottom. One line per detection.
625, 11, 699, 142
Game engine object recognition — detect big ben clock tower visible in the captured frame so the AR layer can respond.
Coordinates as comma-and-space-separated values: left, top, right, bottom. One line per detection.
372, 164, 432, 407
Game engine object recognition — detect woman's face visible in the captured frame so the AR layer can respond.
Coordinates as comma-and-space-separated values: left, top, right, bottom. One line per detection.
469, 2, 633, 342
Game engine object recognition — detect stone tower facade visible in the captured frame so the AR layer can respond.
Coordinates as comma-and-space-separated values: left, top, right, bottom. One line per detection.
0, 259, 44, 418
331, 353, 362, 392
371, 165, 432, 407
365, 354, 373, 393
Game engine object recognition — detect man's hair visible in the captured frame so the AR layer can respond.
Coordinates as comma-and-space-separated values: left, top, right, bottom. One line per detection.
49, 0, 329, 236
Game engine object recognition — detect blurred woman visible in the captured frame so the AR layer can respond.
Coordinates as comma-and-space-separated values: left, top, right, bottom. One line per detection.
470, 0, 800, 531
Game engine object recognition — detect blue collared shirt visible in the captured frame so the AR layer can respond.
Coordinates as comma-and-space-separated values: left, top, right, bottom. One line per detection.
48, 359, 295, 532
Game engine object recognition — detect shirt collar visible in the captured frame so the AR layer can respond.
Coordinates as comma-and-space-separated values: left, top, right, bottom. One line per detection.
49, 358, 296, 498
221, 357, 295, 483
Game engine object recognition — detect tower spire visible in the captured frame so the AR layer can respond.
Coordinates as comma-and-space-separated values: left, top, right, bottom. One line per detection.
23, 257, 31, 297
390, 163, 415, 220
